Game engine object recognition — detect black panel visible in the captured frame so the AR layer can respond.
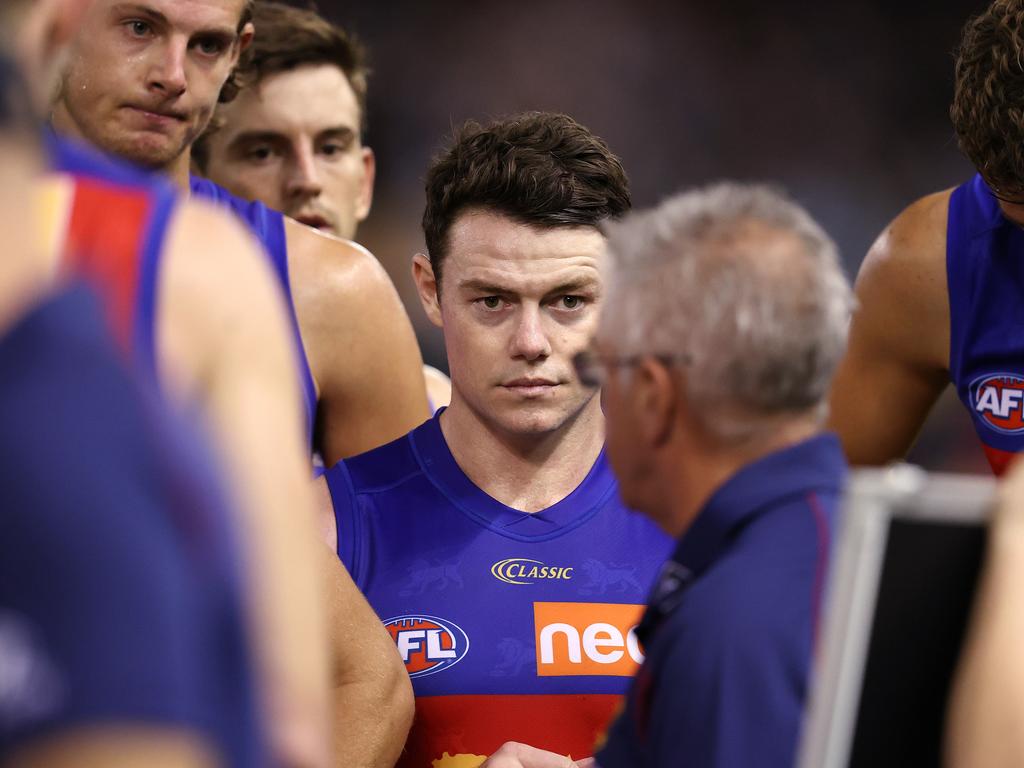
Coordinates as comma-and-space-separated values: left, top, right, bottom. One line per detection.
848, 517, 986, 767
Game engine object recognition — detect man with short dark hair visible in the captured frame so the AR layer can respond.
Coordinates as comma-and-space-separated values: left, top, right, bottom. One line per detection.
196, 0, 453, 408
51, 0, 431, 467
319, 112, 671, 767
829, 0, 1024, 475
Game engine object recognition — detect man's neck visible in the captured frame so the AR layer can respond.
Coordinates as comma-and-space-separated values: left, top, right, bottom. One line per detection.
998, 198, 1024, 229
439, 395, 606, 513
165, 149, 192, 189
660, 417, 821, 539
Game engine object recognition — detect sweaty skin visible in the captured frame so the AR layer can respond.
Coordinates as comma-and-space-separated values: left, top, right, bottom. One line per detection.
827, 190, 953, 464
285, 219, 431, 462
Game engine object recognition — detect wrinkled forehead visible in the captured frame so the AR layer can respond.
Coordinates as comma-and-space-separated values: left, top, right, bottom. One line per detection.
445, 209, 607, 296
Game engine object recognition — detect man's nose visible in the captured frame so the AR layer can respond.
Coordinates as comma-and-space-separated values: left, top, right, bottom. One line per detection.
285, 145, 323, 199
146, 38, 187, 98
509, 306, 552, 361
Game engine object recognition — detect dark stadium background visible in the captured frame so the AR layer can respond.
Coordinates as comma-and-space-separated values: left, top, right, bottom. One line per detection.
313, 0, 990, 472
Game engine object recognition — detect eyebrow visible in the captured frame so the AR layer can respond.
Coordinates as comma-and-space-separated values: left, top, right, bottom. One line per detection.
228, 131, 286, 147
458, 280, 510, 295
319, 126, 357, 140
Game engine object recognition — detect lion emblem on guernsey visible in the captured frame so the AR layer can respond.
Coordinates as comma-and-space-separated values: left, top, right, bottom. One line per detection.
399, 558, 463, 596
490, 637, 533, 677
578, 559, 643, 595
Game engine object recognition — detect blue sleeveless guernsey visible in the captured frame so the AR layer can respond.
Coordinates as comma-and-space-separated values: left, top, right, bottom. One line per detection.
0, 285, 266, 767
947, 174, 1024, 475
189, 177, 317, 443
46, 133, 317, 442
325, 412, 673, 766
45, 136, 176, 384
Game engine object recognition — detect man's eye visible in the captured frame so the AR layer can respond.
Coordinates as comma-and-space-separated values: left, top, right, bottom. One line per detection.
195, 38, 226, 56
320, 143, 342, 157
244, 146, 274, 162
479, 297, 503, 310
125, 20, 152, 38
558, 295, 585, 310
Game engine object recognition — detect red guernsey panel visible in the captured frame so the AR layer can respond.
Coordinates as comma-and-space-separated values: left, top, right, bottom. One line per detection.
63, 178, 152, 355
400, 693, 621, 768
982, 443, 1016, 476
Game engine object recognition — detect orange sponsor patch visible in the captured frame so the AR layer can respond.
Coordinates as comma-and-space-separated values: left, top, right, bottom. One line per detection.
533, 602, 645, 677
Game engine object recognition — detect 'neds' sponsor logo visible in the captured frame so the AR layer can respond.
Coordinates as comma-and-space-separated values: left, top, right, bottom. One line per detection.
533, 601, 645, 677
972, 373, 1024, 434
384, 615, 469, 679
491, 558, 574, 585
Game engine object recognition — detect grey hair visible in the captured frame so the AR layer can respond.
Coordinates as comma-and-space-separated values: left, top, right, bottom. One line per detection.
601, 182, 854, 443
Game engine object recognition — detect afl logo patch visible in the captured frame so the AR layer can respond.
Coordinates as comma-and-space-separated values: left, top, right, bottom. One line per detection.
972, 373, 1024, 434
384, 615, 469, 679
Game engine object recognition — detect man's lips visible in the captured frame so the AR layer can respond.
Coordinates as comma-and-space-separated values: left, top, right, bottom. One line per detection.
295, 214, 334, 232
501, 378, 561, 396
124, 105, 187, 126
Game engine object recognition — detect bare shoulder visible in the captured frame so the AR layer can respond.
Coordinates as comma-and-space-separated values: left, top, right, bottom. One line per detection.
282, 219, 417, 375
283, 219, 396, 320
281, 220, 429, 462
853, 188, 954, 369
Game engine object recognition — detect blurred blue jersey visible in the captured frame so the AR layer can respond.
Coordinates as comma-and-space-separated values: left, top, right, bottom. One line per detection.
0, 284, 266, 767
46, 132, 317, 444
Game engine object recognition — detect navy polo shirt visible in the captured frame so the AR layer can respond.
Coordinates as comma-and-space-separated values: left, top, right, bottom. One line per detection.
598, 433, 846, 768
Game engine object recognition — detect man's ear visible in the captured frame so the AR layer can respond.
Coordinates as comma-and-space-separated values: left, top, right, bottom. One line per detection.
633, 358, 678, 448
237, 21, 255, 54
412, 253, 443, 328
355, 146, 375, 223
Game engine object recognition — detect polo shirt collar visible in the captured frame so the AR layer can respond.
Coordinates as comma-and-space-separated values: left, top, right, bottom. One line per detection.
671, 432, 846, 578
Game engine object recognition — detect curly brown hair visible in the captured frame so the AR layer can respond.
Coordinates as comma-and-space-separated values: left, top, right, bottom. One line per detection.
951, 0, 1024, 196
422, 112, 631, 289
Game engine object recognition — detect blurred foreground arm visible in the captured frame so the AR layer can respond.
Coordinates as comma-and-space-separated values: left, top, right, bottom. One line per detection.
165, 204, 329, 767
946, 463, 1024, 768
